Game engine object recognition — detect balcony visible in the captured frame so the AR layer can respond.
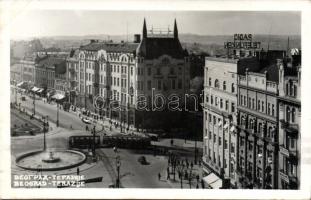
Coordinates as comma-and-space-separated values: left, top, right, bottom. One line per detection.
68, 67, 75, 73
279, 170, 289, 183
280, 119, 299, 137
279, 145, 298, 164
153, 74, 163, 79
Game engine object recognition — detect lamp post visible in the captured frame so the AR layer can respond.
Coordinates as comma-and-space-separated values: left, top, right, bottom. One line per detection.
43, 115, 49, 151
92, 125, 96, 157
177, 164, 184, 188
33, 91, 36, 116
14, 80, 18, 104
116, 155, 121, 188
56, 100, 59, 127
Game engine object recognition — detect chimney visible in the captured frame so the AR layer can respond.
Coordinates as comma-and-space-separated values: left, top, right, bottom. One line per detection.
134, 34, 141, 43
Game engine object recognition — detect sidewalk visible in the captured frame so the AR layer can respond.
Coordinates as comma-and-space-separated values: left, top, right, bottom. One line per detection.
161, 161, 204, 189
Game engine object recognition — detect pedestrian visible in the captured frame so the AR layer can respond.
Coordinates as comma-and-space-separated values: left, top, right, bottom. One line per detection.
77, 167, 80, 175
170, 139, 174, 146
196, 183, 199, 189
201, 179, 205, 189
167, 170, 170, 180
196, 175, 200, 183
158, 173, 161, 181
190, 162, 193, 169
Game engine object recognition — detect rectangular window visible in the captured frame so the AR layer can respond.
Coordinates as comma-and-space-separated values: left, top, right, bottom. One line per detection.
209, 131, 212, 139
219, 137, 222, 146
231, 103, 235, 113
147, 80, 151, 90
209, 114, 212, 123
148, 68, 151, 76
213, 134, 216, 143
225, 100, 229, 110
158, 80, 162, 90
178, 79, 182, 89
172, 79, 176, 89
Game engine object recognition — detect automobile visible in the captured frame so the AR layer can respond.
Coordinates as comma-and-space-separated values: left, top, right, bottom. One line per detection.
146, 133, 159, 141
81, 117, 92, 124
137, 156, 148, 165
21, 96, 26, 101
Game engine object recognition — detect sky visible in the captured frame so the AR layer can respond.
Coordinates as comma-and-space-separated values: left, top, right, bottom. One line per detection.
10, 10, 301, 39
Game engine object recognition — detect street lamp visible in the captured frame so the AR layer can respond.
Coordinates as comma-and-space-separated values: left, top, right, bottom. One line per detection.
42, 115, 49, 151
177, 163, 184, 188
33, 91, 36, 116
92, 125, 96, 157
56, 100, 59, 127
116, 155, 121, 188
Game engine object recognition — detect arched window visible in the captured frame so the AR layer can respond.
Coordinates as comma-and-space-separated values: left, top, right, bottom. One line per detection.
292, 108, 296, 123
286, 106, 291, 122
289, 80, 293, 96
211, 95, 214, 105
250, 119, 254, 130
293, 85, 297, 97
258, 123, 262, 134
223, 81, 226, 91
268, 127, 272, 138
214, 79, 219, 88
231, 83, 235, 93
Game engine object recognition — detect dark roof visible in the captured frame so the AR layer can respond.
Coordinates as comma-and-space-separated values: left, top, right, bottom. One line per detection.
137, 37, 187, 59
80, 42, 138, 53
37, 56, 66, 74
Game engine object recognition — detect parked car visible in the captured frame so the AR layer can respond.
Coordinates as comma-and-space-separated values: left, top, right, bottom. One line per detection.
81, 117, 92, 124
146, 133, 159, 141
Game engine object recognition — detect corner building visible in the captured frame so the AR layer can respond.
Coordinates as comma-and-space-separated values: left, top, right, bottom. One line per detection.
75, 19, 190, 130
277, 52, 301, 189
236, 51, 287, 189
202, 57, 238, 188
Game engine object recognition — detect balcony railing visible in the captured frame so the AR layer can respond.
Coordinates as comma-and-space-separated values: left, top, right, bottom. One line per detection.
279, 170, 289, 183
280, 119, 299, 136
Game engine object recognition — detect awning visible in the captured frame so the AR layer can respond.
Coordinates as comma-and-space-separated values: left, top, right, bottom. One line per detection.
52, 93, 65, 100
203, 173, 223, 189
16, 82, 24, 87
36, 88, 44, 93
31, 86, 40, 92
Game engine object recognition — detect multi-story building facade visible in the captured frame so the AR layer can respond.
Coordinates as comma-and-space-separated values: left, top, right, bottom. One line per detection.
75, 19, 190, 130
20, 55, 36, 85
236, 51, 286, 189
277, 52, 301, 189
66, 49, 80, 105
10, 63, 22, 84
202, 57, 238, 188
35, 56, 66, 93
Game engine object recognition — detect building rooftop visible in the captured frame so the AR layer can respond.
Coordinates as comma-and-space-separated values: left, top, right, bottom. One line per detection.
37, 56, 66, 74
137, 37, 187, 59
205, 56, 238, 64
80, 41, 139, 53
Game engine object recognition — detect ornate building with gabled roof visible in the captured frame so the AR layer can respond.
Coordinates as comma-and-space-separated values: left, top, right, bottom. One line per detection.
74, 19, 190, 130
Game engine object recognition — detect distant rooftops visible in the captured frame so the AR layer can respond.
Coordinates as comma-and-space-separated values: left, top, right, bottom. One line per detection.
205, 56, 238, 64
80, 41, 139, 53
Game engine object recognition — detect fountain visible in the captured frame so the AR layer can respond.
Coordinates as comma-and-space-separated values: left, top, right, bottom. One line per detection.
42, 151, 61, 163
15, 122, 86, 171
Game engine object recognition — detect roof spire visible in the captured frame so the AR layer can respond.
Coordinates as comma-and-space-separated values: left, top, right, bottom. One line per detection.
174, 18, 178, 39
143, 18, 147, 38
